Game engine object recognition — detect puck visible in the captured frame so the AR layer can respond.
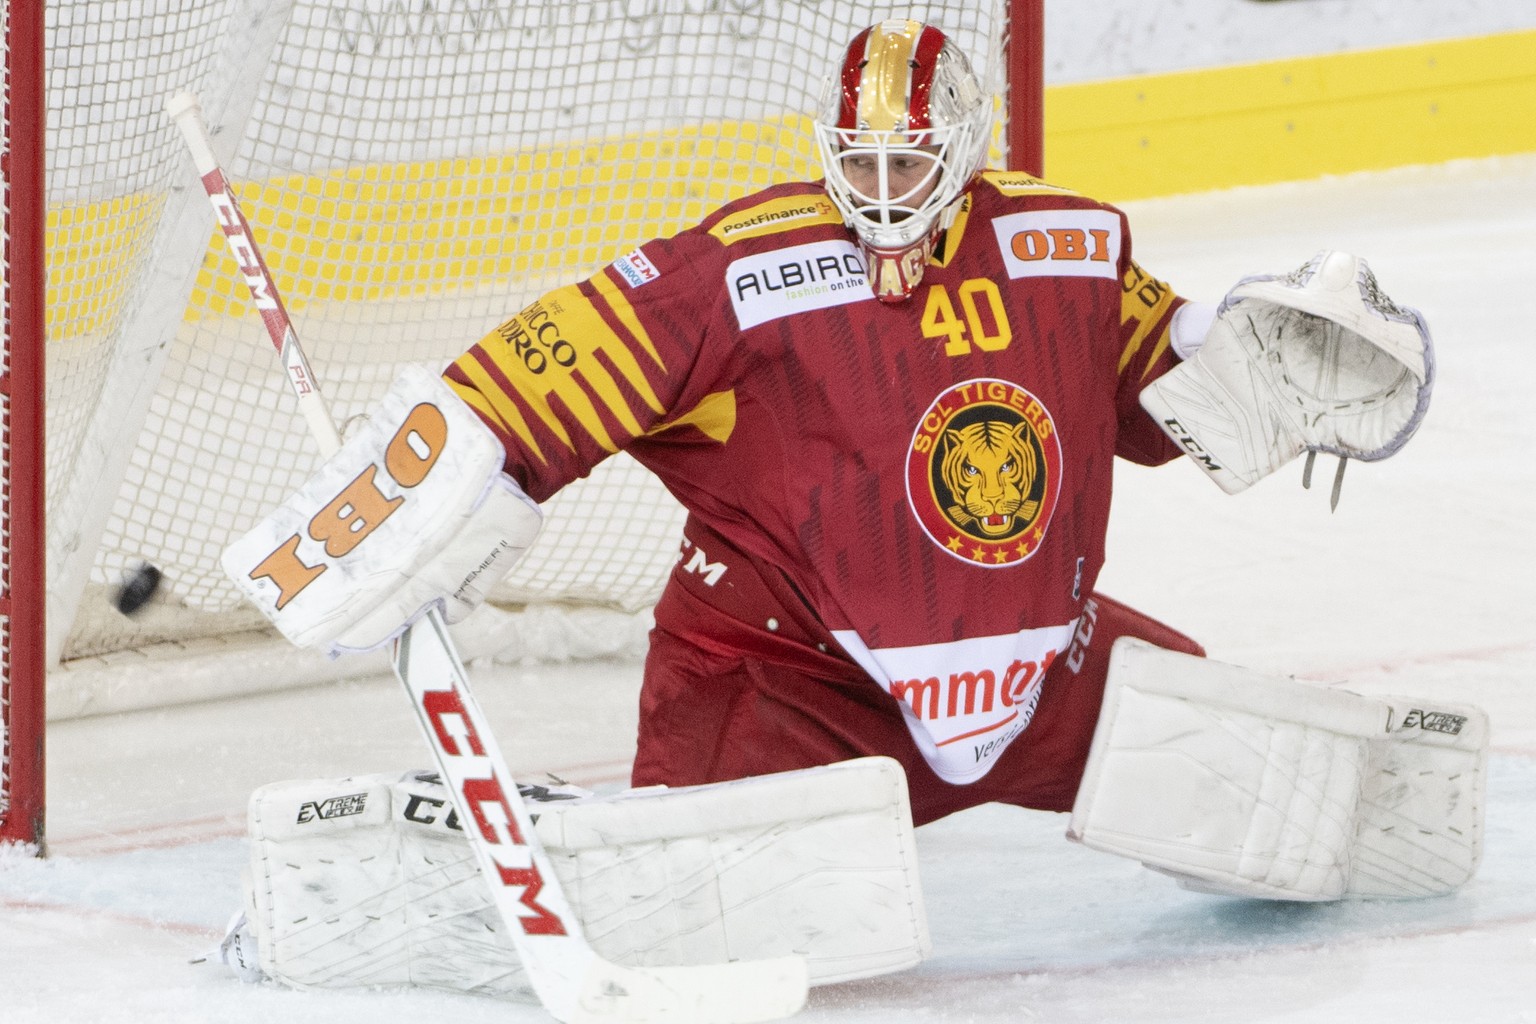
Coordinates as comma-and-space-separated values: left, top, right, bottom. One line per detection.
114, 562, 163, 617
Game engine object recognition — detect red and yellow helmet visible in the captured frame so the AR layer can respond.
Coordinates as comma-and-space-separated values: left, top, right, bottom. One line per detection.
814, 21, 992, 302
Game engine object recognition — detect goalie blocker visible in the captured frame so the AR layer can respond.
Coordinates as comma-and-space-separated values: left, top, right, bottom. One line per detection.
221, 364, 541, 656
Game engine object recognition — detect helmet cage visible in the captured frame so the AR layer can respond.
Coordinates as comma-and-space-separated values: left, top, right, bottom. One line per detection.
814, 22, 992, 253
813, 122, 980, 251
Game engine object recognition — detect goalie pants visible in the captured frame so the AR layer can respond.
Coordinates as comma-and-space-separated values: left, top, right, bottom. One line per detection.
634, 520, 1204, 828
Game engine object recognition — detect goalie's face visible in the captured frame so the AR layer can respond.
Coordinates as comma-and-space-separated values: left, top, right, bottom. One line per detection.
831, 143, 945, 224
814, 20, 992, 301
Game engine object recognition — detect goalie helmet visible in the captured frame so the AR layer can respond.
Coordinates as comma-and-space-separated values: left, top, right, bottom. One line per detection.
814, 20, 992, 302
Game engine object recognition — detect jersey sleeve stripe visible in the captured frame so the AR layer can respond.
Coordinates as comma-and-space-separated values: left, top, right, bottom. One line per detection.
449, 352, 554, 464
591, 270, 667, 372
1117, 261, 1179, 377
462, 283, 685, 459
476, 331, 586, 454
646, 388, 738, 443
1136, 326, 1175, 382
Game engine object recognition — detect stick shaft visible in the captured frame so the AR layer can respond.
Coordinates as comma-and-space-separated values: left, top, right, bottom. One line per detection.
166, 92, 341, 455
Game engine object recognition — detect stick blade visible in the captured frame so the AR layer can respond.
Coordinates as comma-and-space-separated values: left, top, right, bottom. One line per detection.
570, 955, 808, 1024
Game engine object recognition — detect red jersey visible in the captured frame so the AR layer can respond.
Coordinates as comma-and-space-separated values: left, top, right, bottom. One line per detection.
445, 172, 1186, 784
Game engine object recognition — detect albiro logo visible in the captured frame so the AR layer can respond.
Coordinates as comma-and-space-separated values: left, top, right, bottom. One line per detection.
727, 240, 872, 329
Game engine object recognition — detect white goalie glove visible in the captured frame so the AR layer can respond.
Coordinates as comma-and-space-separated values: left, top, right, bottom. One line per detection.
1141, 250, 1434, 504
222, 365, 541, 655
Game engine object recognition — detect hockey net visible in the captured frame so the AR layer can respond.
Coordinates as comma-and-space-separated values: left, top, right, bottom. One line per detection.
4, 0, 1037, 845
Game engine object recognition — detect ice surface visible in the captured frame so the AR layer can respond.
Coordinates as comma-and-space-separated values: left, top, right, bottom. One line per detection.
5, 155, 1534, 1023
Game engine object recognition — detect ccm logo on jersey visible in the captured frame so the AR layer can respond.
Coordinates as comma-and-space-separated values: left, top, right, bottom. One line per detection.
727, 239, 873, 329
989, 209, 1121, 281
610, 246, 659, 289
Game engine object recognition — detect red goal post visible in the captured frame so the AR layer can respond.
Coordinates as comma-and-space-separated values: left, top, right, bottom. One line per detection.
1, 0, 45, 849
2, 0, 1044, 853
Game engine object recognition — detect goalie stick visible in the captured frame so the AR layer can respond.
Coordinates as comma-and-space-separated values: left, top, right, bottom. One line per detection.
165, 92, 808, 1024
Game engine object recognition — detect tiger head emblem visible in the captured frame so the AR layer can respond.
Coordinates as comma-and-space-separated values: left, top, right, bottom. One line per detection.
907, 378, 1061, 567
941, 419, 1040, 538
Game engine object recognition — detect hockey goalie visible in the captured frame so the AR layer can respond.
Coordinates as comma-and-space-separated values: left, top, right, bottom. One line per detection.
208, 18, 1485, 1005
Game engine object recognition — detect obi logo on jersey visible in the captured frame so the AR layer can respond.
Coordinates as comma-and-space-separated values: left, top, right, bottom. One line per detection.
989, 209, 1122, 281
906, 378, 1062, 567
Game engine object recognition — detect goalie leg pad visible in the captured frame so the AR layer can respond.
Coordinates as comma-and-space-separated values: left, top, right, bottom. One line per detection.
1349, 696, 1488, 898
240, 756, 928, 997
1067, 638, 1486, 901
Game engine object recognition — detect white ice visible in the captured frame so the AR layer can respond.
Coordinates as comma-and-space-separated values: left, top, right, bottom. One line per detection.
4, 154, 1534, 1023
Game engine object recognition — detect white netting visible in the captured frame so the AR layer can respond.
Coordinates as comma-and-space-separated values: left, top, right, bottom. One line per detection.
44, 0, 1012, 697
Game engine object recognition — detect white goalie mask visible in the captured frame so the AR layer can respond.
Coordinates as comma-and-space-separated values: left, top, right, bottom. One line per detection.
814, 20, 993, 302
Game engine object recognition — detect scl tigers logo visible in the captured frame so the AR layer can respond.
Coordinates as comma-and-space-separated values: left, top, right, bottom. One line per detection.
940, 421, 1039, 537
906, 379, 1062, 567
